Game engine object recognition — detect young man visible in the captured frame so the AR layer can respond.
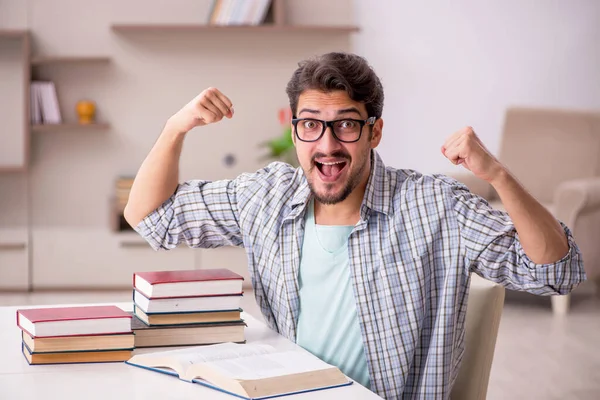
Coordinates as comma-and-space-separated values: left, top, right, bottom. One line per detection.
124, 52, 585, 399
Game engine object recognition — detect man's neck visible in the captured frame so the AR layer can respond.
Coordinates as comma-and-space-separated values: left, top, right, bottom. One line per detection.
314, 176, 369, 226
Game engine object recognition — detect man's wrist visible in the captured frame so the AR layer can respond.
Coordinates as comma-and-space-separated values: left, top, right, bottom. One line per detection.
488, 166, 511, 191
163, 117, 188, 142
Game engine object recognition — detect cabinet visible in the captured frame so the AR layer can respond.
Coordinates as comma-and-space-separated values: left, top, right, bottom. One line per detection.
0, 30, 29, 171
0, 229, 29, 290
30, 230, 254, 289
31, 229, 195, 289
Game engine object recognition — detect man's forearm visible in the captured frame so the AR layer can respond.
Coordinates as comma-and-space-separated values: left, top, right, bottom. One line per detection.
491, 168, 569, 264
124, 120, 186, 228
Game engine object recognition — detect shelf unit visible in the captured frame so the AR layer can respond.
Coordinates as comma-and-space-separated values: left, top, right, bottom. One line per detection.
31, 56, 111, 66
111, 24, 359, 34
31, 123, 111, 133
30, 55, 111, 133
1, 0, 358, 289
111, 0, 359, 34
0, 29, 29, 38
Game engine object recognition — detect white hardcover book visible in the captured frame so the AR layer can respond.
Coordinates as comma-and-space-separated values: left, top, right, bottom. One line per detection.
242, 1, 255, 25
252, 0, 271, 25
134, 290, 243, 314
30, 82, 42, 124
46, 82, 62, 124
38, 82, 51, 124
217, 0, 233, 25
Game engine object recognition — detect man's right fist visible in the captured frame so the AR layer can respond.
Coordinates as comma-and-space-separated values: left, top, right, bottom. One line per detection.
167, 88, 234, 134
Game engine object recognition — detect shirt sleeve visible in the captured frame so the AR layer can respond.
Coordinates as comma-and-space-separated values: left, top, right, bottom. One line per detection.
133, 177, 244, 251
450, 181, 586, 295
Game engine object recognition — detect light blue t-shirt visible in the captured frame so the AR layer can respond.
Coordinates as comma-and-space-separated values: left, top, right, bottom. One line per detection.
296, 200, 370, 388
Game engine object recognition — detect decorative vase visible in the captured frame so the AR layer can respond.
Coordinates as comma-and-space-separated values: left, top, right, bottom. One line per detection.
76, 100, 96, 124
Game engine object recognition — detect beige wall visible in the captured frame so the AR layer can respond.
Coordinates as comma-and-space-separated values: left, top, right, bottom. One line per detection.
0, 0, 355, 288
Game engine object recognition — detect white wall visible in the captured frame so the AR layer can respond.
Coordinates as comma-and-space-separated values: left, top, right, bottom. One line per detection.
352, 0, 600, 174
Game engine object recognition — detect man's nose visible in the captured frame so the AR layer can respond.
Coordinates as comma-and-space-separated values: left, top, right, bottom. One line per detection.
318, 125, 343, 151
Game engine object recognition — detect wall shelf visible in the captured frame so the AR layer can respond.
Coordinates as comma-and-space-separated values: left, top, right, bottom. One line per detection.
31, 56, 111, 66
31, 123, 110, 132
0, 29, 28, 38
110, 24, 359, 34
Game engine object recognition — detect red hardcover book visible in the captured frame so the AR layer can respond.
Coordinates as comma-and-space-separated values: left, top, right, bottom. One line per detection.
133, 269, 244, 299
17, 305, 132, 338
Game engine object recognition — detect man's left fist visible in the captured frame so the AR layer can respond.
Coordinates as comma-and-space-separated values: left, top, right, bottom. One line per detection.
441, 126, 504, 183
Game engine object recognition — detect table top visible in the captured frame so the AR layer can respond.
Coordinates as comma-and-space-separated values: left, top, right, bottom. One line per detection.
0, 302, 381, 399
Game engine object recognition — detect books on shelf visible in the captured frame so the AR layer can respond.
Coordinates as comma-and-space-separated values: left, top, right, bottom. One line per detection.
126, 342, 352, 399
16, 305, 134, 365
114, 176, 135, 212
30, 81, 62, 124
208, 0, 272, 26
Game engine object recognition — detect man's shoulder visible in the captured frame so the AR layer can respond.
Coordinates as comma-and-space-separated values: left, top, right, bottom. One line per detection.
234, 161, 306, 209
384, 165, 467, 194
236, 161, 302, 189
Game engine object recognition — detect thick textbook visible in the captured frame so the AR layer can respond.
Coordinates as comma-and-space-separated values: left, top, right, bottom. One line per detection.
126, 342, 352, 399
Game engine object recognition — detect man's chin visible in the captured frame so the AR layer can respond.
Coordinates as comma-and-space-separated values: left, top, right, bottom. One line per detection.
311, 185, 349, 205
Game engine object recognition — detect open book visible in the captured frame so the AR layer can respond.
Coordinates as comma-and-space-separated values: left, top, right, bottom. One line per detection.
126, 342, 352, 399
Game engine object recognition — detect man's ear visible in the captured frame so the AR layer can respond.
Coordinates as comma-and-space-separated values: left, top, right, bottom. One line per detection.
291, 124, 297, 146
370, 118, 383, 148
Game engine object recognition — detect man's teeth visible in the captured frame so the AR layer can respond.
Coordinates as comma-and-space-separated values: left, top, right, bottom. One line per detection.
319, 161, 345, 165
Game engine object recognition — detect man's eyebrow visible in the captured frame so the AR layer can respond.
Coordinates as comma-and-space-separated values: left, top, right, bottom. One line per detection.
336, 107, 362, 116
297, 108, 320, 115
297, 107, 363, 116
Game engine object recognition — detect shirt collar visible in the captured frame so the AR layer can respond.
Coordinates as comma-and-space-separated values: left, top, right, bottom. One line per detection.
362, 150, 393, 217
290, 150, 393, 217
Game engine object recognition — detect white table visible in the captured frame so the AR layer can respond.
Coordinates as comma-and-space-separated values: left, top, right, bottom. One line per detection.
0, 302, 381, 399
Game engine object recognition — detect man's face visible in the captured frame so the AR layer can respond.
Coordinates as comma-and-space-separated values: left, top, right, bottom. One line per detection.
293, 90, 382, 205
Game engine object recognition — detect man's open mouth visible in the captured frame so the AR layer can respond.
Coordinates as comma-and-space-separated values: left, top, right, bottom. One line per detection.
314, 159, 348, 182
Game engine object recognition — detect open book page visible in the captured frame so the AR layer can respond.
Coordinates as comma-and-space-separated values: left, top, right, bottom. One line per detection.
128, 343, 276, 376
173, 343, 275, 365
200, 349, 337, 381
127, 343, 351, 398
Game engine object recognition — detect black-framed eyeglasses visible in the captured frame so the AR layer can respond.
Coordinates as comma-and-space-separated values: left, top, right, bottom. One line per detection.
291, 117, 377, 143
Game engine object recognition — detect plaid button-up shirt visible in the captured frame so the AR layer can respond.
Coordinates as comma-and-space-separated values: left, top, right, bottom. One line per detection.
135, 150, 585, 399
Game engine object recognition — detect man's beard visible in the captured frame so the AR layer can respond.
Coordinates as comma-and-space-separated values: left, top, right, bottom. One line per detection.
305, 149, 370, 205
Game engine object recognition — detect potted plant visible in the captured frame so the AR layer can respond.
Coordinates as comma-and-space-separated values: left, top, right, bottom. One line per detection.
259, 107, 298, 167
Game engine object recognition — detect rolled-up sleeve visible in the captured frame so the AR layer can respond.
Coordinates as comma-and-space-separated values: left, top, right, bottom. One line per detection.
451, 183, 586, 295
134, 178, 243, 251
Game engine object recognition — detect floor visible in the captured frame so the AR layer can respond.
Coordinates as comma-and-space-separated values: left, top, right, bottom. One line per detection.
488, 289, 600, 400
2, 287, 599, 399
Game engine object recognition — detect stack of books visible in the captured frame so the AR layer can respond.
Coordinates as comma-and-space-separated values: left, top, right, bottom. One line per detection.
16, 305, 134, 364
208, 0, 272, 26
131, 269, 246, 348
113, 176, 135, 231
30, 81, 62, 125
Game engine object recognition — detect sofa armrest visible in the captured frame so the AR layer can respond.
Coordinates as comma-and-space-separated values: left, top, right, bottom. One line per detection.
445, 172, 494, 200
553, 177, 600, 227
